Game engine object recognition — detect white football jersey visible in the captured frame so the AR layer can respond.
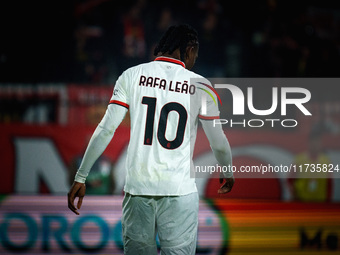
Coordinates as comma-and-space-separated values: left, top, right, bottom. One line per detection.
110, 56, 219, 195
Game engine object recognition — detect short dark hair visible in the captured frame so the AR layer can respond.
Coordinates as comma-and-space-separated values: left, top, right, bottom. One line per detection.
154, 24, 199, 62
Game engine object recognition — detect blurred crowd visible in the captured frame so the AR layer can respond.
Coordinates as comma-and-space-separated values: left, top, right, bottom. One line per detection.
72, 0, 340, 83
1, 0, 339, 84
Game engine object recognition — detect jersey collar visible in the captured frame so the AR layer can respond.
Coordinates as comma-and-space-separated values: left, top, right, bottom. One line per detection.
154, 56, 186, 68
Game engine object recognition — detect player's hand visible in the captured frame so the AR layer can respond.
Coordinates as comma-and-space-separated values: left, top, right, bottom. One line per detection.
67, 181, 86, 215
218, 176, 235, 194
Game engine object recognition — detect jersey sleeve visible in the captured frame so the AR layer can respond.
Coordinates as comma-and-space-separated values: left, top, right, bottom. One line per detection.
200, 119, 233, 178
109, 70, 130, 109
191, 77, 220, 120
198, 91, 220, 120
74, 104, 128, 183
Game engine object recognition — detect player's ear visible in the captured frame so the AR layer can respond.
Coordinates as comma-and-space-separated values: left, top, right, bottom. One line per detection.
185, 46, 193, 60
184, 48, 189, 60
188, 45, 199, 59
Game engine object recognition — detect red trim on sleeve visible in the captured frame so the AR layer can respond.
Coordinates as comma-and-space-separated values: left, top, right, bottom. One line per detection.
109, 100, 129, 109
197, 82, 223, 106
198, 115, 219, 120
154, 57, 186, 68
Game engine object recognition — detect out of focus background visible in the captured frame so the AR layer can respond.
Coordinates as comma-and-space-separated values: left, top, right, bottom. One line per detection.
1, 0, 340, 83
0, 0, 340, 254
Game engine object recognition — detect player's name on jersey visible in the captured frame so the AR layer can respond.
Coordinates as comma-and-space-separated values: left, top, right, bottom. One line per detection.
139, 75, 196, 95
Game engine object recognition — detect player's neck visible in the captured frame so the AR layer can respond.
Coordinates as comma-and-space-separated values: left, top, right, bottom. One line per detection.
161, 50, 181, 62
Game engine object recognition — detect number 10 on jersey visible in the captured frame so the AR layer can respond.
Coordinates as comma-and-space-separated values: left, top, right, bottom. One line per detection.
142, 96, 187, 150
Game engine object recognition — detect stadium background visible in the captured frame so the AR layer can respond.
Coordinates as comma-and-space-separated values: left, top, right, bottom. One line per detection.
1, 0, 340, 254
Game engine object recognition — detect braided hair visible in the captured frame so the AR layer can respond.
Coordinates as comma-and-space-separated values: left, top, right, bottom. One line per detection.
154, 24, 199, 62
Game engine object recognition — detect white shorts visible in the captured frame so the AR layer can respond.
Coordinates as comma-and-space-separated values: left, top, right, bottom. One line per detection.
122, 192, 199, 255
